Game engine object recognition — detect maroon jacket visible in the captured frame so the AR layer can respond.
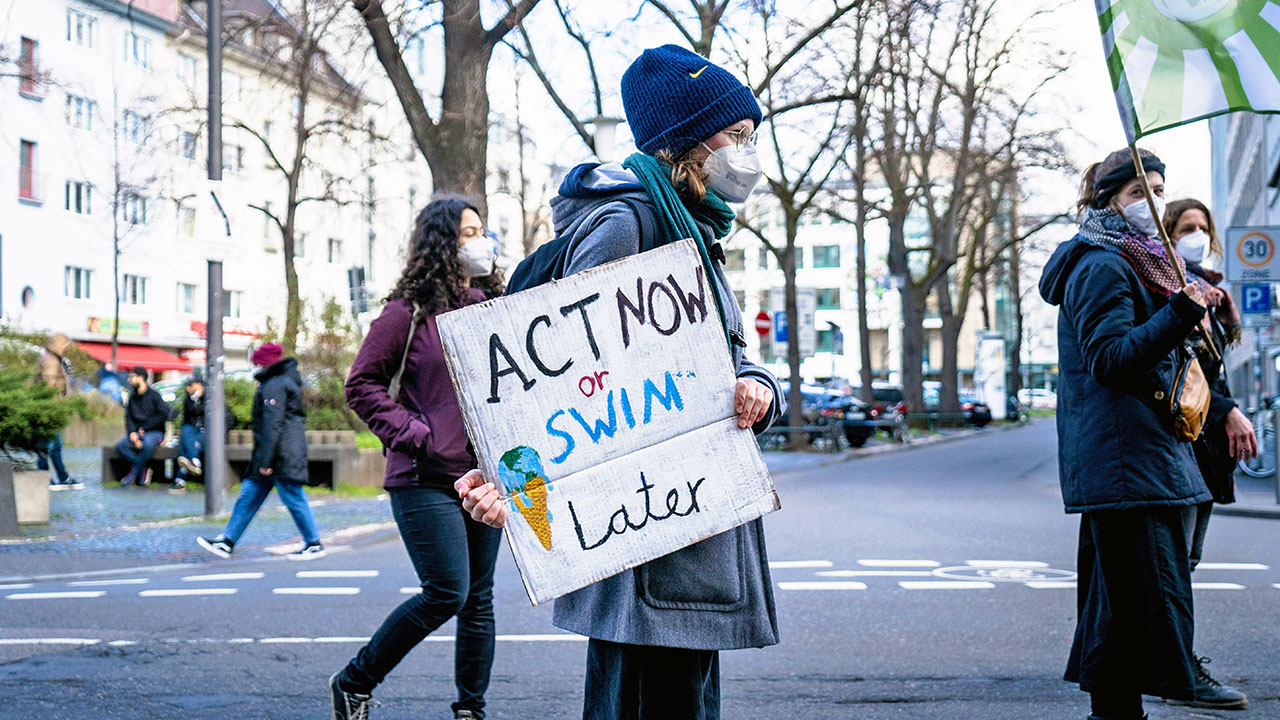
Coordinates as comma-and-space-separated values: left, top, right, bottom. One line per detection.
346, 294, 484, 488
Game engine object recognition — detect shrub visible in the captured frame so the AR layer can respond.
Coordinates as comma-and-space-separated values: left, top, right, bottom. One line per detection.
224, 378, 256, 429
0, 368, 73, 456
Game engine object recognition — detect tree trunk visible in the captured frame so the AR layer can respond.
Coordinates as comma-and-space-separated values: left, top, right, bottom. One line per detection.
886, 208, 924, 418
854, 124, 874, 406
1007, 178, 1024, 398
936, 278, 961, 420
783, 217, 805, 448
429, 11, 492, 213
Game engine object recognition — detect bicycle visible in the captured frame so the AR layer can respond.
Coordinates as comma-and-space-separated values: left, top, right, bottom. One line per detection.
1238, 396, 1277, 478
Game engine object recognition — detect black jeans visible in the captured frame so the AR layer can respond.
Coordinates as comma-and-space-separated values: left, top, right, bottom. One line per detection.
1184, 501, 1213, 572
584, 638, 720, 720
340, 485, 503, 717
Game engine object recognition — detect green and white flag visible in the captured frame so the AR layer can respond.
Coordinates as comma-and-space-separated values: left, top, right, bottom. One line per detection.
1096, 0, 1280, 141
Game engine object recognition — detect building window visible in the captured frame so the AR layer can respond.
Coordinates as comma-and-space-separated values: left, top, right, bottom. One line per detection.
795, 247, 805, 269
812, 244, 841, 268
724, 248, 745, 271
19, 140, 38, 201
66, 9, 96, 49
123, 31, 150, 68
816, 287, 841, 310
65, 180, 92, 214
120, 193, 148, 225
816, 329, 837, 352
178, 204, 196, 237
120, 274, 147, 306
328, 238, 342, 264
295, 233, 305, 258
177, 54, 197, 86
224, 71, 242, 102
65, 266, 92, 299
176, 282, 197, 315
262, 201, 274, 238
65, 93, 96, 130
222, 144, 243, 172
224, 290, 243, 319
180, 130, 197, 160
758, 248, 771, 270
123, 109, 150, 145
18, 37, 39, 95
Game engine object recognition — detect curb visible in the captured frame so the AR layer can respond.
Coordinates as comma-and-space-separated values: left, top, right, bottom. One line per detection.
1214, 504, 1280, 520
769, 419, 1041, 475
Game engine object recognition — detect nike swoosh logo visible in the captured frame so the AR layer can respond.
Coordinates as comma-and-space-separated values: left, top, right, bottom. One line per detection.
689, 65, 708, 79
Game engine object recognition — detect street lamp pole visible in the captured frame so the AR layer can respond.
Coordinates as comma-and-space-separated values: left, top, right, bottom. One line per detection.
204, 0, 226, 517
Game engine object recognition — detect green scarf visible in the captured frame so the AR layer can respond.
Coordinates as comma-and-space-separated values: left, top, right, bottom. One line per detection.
622, 152, 734, 347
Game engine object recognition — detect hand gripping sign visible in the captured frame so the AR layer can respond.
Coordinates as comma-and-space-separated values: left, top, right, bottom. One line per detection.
438, 240, 779, 605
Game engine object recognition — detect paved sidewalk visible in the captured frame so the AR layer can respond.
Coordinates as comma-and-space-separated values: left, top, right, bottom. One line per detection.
1217, 473, 1280, 519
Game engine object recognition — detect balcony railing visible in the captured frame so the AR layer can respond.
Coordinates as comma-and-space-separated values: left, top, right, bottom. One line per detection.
18, 167, 42, 204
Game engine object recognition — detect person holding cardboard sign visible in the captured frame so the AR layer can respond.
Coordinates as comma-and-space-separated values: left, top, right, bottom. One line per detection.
331, 196, 506, 720
460, 44, 785, 720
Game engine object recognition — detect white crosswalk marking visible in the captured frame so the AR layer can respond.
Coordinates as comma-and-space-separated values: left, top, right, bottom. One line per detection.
900, 581, 996, 590
778, 581, 868, 590
1025, 581, 1076, 589
272, 587, 360, 595
818, 570, 934, 577
7, 591, 105, 600
295, 570, 378, 578
769, 560, 834, 569
858, 559, 941, 567
139, 588, 237, 597
0, 638, 100, 645
1196, 563, 1268, 570
181, 572, 265, 582
400, 587, 422, 594
69, 578, 149, 587
965, 560, 1048, 568
1191, 583, 1246, 590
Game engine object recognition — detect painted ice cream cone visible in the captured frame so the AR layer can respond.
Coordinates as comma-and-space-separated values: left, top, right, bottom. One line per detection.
498, 446, 553, 551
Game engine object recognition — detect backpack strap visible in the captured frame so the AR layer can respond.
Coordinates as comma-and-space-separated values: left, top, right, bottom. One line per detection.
387, 303, 422, 403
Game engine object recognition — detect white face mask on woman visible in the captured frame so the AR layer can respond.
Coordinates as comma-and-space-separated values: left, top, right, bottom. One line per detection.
1119, 195, 1165, 238
1176, 229, 1209, 264
458, 238, 496, 278
700, 142, 764, 203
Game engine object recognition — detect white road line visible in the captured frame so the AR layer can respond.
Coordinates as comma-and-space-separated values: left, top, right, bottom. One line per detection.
777, 581, 868, 591
296, 570, 379, 578
899, 581, 996, 590
0, 638, 100, 645
496, 634, 588, 642
139, 588, 237, 597
817, 570, 934, 577
858, 559, 940, 568
1273, 584, 1280, 590
69, 578, 149, 587
768, 560, 833, 569
1025, 581, 1077, 589
1192, 583, 1246, 590
7, 591, 105, 600
314, 637, 372, 643
1196, 563, 1269, 571
0, 584, 32, 590
108, 640, 137, 647
259, 637, 312, 644
181, 572, 264, 582
964, 560, 1049, 568
272, 587, 360, 595
400, 587, 422, 594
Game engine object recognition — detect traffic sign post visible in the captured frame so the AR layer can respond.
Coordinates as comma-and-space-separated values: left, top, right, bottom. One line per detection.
1226, 226, 1280, 283
754, 311, 771, 337
1241, 283, 1272, 315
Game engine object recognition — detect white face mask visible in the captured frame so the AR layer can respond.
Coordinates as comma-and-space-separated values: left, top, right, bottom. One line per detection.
1176, 229, 1209, 264
700, 141, 763, 203
1119, 195, 1165, 237
458, 237, 495, 278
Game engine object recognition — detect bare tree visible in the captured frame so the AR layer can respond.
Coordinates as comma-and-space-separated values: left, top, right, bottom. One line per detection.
350, 0, 541, 215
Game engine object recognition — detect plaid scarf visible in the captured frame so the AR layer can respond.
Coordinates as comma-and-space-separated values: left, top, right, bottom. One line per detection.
1078, 207, 1185, 297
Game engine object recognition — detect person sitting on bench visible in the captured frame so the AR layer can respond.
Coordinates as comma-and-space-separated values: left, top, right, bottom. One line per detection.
114, 366, 168, 486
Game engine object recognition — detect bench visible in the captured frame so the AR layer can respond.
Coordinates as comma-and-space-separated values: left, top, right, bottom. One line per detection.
101, 430, 360, 490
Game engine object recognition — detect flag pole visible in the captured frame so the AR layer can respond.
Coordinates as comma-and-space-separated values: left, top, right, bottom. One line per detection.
1127, 144, 1220, 362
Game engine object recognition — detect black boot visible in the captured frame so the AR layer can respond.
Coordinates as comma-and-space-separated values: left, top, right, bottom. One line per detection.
1165, 656, 1248, 710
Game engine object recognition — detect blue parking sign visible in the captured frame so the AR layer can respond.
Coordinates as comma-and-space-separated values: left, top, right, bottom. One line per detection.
1241, 283, 1271, 314
773, 311, 788, 343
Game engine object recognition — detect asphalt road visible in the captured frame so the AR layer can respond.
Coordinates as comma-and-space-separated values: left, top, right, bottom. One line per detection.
2, 420, 1277, 719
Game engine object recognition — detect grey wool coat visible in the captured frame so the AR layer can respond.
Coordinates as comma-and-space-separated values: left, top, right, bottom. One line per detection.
548, 162, 785, 650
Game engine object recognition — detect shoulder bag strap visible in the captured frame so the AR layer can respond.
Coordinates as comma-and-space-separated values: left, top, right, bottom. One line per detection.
387, 303, 422, 404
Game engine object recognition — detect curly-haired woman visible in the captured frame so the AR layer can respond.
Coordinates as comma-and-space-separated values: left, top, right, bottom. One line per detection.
330, 194, 504, 720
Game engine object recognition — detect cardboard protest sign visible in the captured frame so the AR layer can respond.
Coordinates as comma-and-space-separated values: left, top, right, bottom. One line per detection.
438, 239, 779, 605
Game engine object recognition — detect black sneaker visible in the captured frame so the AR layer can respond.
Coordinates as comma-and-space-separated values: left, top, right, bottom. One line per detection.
1166, 656, 1248, 710
169, 478, 186, 494
49, 478, 68, 492
197, 536, 234, 558
329, 672, 374, 720
455, 711, 481, 719
287, 542, 326, 561
62, 477, 84, 490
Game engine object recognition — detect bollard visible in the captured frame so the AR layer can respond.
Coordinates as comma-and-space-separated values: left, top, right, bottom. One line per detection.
0, 460, 19, 537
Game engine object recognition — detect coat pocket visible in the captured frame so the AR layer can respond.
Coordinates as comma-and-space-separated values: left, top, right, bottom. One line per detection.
636, 528, 747, 612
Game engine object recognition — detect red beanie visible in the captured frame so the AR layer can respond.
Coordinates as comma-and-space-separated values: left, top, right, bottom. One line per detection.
251, 343, 284, 367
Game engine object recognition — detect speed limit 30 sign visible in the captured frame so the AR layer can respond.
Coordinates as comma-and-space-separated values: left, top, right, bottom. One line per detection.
1226, 226, 1280, 283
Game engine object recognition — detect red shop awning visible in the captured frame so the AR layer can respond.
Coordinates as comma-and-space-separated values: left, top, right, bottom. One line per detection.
77, 341, 193, 372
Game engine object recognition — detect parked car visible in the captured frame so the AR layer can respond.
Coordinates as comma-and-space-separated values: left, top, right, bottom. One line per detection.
958, 394, 992, 427
849, 382, 909, 435
1017, 388, 1057, 409
817, 395, 876, 447
1006, 395, 1023, 422
778, 383, 845, 424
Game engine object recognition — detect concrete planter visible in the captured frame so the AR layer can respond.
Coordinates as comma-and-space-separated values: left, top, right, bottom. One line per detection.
13, 471, 50, 524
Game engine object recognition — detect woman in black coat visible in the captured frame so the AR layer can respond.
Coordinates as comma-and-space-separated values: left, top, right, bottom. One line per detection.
197, 343, 324, 560
1038, 148, 1244, 719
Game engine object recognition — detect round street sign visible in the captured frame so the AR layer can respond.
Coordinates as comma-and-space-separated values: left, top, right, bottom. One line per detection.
754, 311, 771, 336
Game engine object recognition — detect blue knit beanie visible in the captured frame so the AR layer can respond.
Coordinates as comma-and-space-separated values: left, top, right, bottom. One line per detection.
621, 44, 763, 156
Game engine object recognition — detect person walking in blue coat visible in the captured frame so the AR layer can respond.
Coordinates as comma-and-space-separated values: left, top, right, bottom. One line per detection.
1039, 147, 1245, 719
457, 44, 785, 720
197, 343, 324, 560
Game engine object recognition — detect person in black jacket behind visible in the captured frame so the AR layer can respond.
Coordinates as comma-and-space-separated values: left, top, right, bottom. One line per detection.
173, 377, 206, 492
114, 366, 169, 487
1039, 148, 1246, 719
197, 344, 324, 560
